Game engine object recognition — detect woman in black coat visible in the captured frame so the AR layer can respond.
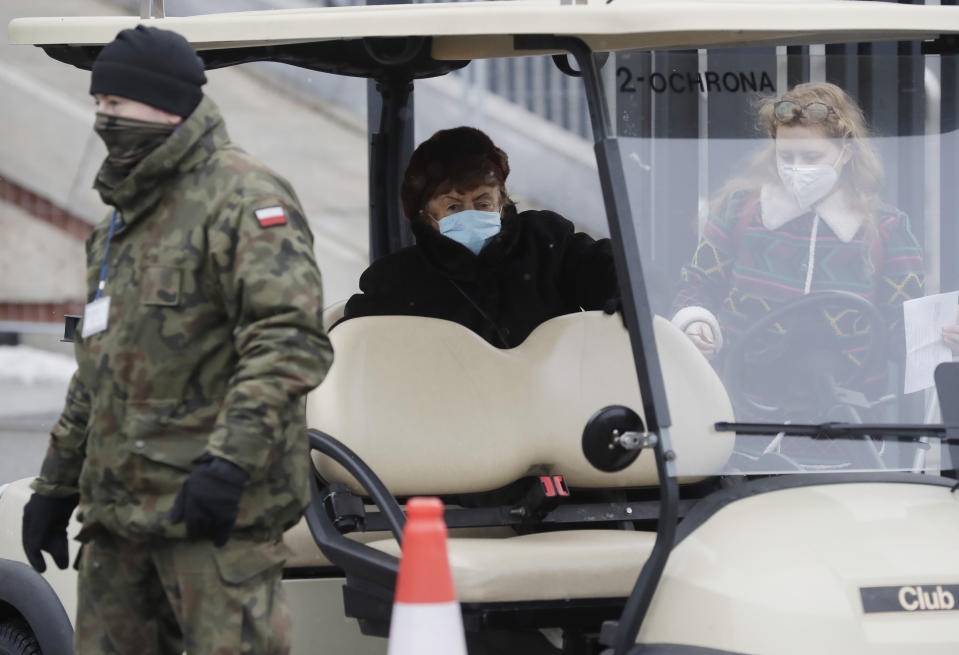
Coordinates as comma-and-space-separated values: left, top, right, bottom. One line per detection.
341, 126, 619, 347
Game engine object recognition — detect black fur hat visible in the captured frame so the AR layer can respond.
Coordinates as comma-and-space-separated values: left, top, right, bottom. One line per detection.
401, 127, 510, 219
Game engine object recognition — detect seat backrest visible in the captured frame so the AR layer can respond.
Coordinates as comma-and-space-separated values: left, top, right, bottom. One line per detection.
307, 312, 733, 496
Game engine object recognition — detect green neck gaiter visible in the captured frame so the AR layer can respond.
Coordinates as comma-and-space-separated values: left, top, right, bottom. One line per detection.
93, 113, 177, 191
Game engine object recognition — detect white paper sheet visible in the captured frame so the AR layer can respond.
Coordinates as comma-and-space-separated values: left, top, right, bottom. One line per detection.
903, 291, 959, 394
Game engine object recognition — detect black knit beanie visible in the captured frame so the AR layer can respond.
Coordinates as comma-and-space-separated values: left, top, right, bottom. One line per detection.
90, 25, 207, 118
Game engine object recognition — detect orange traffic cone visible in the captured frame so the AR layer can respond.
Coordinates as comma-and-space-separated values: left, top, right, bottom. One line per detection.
387, 497, 468, 655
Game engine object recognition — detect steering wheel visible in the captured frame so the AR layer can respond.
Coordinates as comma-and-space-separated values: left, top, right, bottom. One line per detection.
722, 290, 887, 421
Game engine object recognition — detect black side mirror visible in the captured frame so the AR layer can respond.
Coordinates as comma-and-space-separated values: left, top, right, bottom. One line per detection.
581, 405, 652, 472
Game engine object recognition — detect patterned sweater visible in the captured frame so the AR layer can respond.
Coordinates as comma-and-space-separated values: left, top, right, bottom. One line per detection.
673, 186, 924, 403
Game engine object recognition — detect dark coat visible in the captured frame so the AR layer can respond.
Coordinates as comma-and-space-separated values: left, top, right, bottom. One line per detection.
37, 97, 333, 540
340, 207, 618, 348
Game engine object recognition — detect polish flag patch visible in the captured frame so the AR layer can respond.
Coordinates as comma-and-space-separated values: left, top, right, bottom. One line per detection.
255, 206, 287, 227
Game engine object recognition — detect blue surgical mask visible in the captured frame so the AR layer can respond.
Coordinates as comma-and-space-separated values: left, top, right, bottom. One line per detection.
437, 209, 502, 255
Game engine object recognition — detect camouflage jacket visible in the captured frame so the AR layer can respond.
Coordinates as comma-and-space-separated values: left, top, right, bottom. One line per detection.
33, 96, 333, 541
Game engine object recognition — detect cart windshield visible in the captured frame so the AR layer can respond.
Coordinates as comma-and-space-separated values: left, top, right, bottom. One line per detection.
608, 49, 958, 476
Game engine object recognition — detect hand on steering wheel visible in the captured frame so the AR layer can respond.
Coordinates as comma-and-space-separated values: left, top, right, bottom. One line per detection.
684, 321, 718, 359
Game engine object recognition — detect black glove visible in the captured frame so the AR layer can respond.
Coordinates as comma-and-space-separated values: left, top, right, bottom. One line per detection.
22, 493, 79, 573
171, 454, 248, 547
602, 297, 622, 315
603, 297, 626, 327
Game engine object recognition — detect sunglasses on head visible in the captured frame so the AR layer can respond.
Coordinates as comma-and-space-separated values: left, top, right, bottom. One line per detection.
773, 100, 835, 123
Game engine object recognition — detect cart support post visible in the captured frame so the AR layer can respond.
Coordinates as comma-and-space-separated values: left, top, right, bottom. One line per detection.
514, 35, 680, 653
368, 76, 415, 261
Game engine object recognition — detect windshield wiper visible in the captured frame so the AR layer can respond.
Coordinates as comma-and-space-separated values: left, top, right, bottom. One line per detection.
716, 421, 959, 441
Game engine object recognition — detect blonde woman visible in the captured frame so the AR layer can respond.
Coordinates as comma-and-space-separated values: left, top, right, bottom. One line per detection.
672, 82, 924, 411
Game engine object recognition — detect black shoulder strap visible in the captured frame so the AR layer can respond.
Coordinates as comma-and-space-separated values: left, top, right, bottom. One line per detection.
447, 279, 511, 348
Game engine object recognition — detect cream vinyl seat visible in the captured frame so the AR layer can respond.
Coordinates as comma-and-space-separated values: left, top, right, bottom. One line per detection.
281, 296, 360, 569
368, 529, 657, 603
301, 311, 734, 607
321, 299, 347, 330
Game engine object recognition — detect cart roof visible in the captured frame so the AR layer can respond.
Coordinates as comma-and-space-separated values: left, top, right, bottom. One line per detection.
9, 0, 959, 63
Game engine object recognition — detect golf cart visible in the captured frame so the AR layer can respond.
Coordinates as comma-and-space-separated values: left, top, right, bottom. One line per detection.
4, 1, 959, 654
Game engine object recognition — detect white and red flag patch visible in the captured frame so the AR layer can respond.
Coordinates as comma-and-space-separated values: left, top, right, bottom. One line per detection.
255, 206, 287, 227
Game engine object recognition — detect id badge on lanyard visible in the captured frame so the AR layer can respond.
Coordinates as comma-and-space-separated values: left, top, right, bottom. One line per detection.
81, 296, 111, 338
81, 210, 120, 338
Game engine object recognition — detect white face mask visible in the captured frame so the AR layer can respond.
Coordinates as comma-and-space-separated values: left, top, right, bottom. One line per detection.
777, 147, 845, 210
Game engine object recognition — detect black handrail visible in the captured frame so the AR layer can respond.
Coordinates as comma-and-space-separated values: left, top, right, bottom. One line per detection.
307, 429, 407, 541
304, 469, 400, 590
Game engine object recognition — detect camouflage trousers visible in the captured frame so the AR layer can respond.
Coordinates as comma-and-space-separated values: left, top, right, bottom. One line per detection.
75, 530, 292, 655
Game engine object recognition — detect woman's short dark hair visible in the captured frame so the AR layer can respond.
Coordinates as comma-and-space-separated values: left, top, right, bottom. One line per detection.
401, 126, 510, 219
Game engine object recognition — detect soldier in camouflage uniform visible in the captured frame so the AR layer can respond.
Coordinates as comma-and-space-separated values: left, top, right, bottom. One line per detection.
20, 25, 333, 655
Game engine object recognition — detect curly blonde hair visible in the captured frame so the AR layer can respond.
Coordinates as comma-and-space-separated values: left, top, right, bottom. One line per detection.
715, 82, 885, 240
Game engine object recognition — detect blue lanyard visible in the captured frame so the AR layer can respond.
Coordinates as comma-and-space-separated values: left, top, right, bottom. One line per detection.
94, 210, 120, 300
